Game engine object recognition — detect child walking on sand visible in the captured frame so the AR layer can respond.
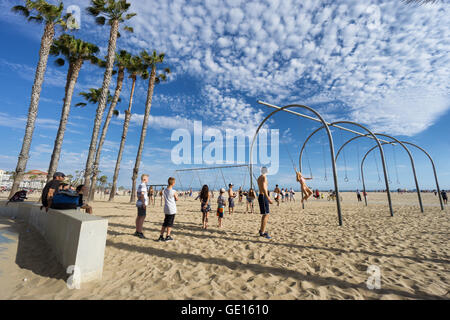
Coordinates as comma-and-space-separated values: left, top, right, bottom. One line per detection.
199, 185, 211, 229
217, 188, 227, 228
296, 171, 313, 204
157, 177, 178, 242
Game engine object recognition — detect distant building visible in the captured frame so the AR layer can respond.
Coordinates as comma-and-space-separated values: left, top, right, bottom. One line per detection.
0, 170, 12, 188
0, 169, 48, 190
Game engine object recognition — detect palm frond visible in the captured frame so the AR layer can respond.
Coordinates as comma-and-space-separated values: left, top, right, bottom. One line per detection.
54, 58, 65, 67
11, 5, 30, 17
95, 16, 106, 25
123, 25, 133, 33
28, 15, 44, 24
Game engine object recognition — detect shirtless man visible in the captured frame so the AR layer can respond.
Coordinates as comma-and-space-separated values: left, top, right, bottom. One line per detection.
257, 167, 273, 239
273, 185, 281, 206
228, 183, 236, 215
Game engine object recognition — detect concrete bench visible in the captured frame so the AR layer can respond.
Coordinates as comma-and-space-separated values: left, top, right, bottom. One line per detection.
0, 201, 108, 284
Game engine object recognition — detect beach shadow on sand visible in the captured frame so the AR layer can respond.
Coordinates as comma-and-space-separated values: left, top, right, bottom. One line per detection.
9, 218, 67, 281
105, 238, 446, 300
107, 221, 450, 266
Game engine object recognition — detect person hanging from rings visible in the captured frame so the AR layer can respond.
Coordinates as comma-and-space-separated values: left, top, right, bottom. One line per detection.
296, 170, 313, 204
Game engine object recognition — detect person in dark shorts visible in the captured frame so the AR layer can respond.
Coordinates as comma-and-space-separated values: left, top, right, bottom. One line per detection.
157, 177, 178, 242
228, 183, 236, 215
41, 172, 65, 211
442, 190, 448, 204
135, 174, 149, 239
257, 167, 273, 239
357, 189, 362, 202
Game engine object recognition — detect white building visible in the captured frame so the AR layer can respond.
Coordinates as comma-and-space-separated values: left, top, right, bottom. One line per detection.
0, 169, 47, 190
0, 170, 12, 188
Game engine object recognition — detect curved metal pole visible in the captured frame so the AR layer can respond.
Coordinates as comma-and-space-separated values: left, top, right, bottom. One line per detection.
401, 141, 444, 211
335, 133, 424, 213
298, 121, 394, 217
298, 125, 327, 173
298, 125, 326, 210
337, 122, 394, 217
332, 134, 443, 211
250, 104, 343, 226
361, 144, 383, 206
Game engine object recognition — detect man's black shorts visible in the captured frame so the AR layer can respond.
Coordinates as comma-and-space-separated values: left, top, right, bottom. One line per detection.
137, 206, 146, 217
163, 214, 175, 227
258, 194, 270, 215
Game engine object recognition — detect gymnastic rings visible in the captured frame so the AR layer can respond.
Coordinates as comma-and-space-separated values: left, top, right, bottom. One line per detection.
344, 177, 349, 182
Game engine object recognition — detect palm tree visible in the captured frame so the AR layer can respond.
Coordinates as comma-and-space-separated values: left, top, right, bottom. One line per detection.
46, 34, 100, 182
109, 55, 146, 202
76, 88, 115, 107
98, 175, 108, 199
88, 50, 131, 201
129, 50, 170, 203
82, 0, 136, 201
9, 0, 71, 198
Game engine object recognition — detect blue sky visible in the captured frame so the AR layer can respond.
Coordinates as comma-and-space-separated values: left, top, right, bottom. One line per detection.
0, 0, 449, 191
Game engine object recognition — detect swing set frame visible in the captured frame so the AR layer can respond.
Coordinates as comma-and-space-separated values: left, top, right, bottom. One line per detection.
175, 164, 254, 191
249, 101, 445, 226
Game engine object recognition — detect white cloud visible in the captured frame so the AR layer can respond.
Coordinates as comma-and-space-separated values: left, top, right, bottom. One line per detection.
118, 0, 449, 136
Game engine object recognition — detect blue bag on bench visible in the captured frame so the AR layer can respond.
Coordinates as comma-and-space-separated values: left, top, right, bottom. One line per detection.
51, 190, 80, 210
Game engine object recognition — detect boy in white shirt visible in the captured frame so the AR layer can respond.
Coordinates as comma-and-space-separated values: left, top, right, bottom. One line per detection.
157, 177, 178, 242
135, 174, 149, 239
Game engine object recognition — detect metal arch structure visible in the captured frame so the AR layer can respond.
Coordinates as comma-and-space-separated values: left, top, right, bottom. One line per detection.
360, 143, 390, 206
297, 121, 394, 217
249, 104, 344, 226
333, 134, 443, 211
400, 141, 444, 211
334, 133, 424, 213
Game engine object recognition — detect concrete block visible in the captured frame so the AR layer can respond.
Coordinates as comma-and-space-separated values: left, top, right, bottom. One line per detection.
0, 201, 108, 283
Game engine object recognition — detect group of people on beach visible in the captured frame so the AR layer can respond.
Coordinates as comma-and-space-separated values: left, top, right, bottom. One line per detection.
40, 172, 93, 214
133, 167, 316, 241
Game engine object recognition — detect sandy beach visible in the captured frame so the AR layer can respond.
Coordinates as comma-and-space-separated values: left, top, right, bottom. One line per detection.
0, 191, 449, 300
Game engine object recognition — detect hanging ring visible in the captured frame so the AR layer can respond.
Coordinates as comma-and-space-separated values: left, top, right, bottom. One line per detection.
344, 177, 349, 182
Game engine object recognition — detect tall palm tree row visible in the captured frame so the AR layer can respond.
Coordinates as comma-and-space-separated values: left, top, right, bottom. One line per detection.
130, 50, 170, 203
46, 34, 100, 182
109, 55, 146, 202
83, 0, 135, 201
9, 0, 71, 198
89, 50, 131, 202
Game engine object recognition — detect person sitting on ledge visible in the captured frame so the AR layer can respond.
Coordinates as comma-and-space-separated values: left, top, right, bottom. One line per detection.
76, 185, 93, 215
41, 172, 65, 212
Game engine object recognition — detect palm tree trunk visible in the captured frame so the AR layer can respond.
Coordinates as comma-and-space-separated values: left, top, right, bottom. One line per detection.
83, 19, 119, 202
9, 21, 55, 198
89, 67, 125, 201
130, 66, 156, 203
47, 59, 83, 182
109, 76, 136, 202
